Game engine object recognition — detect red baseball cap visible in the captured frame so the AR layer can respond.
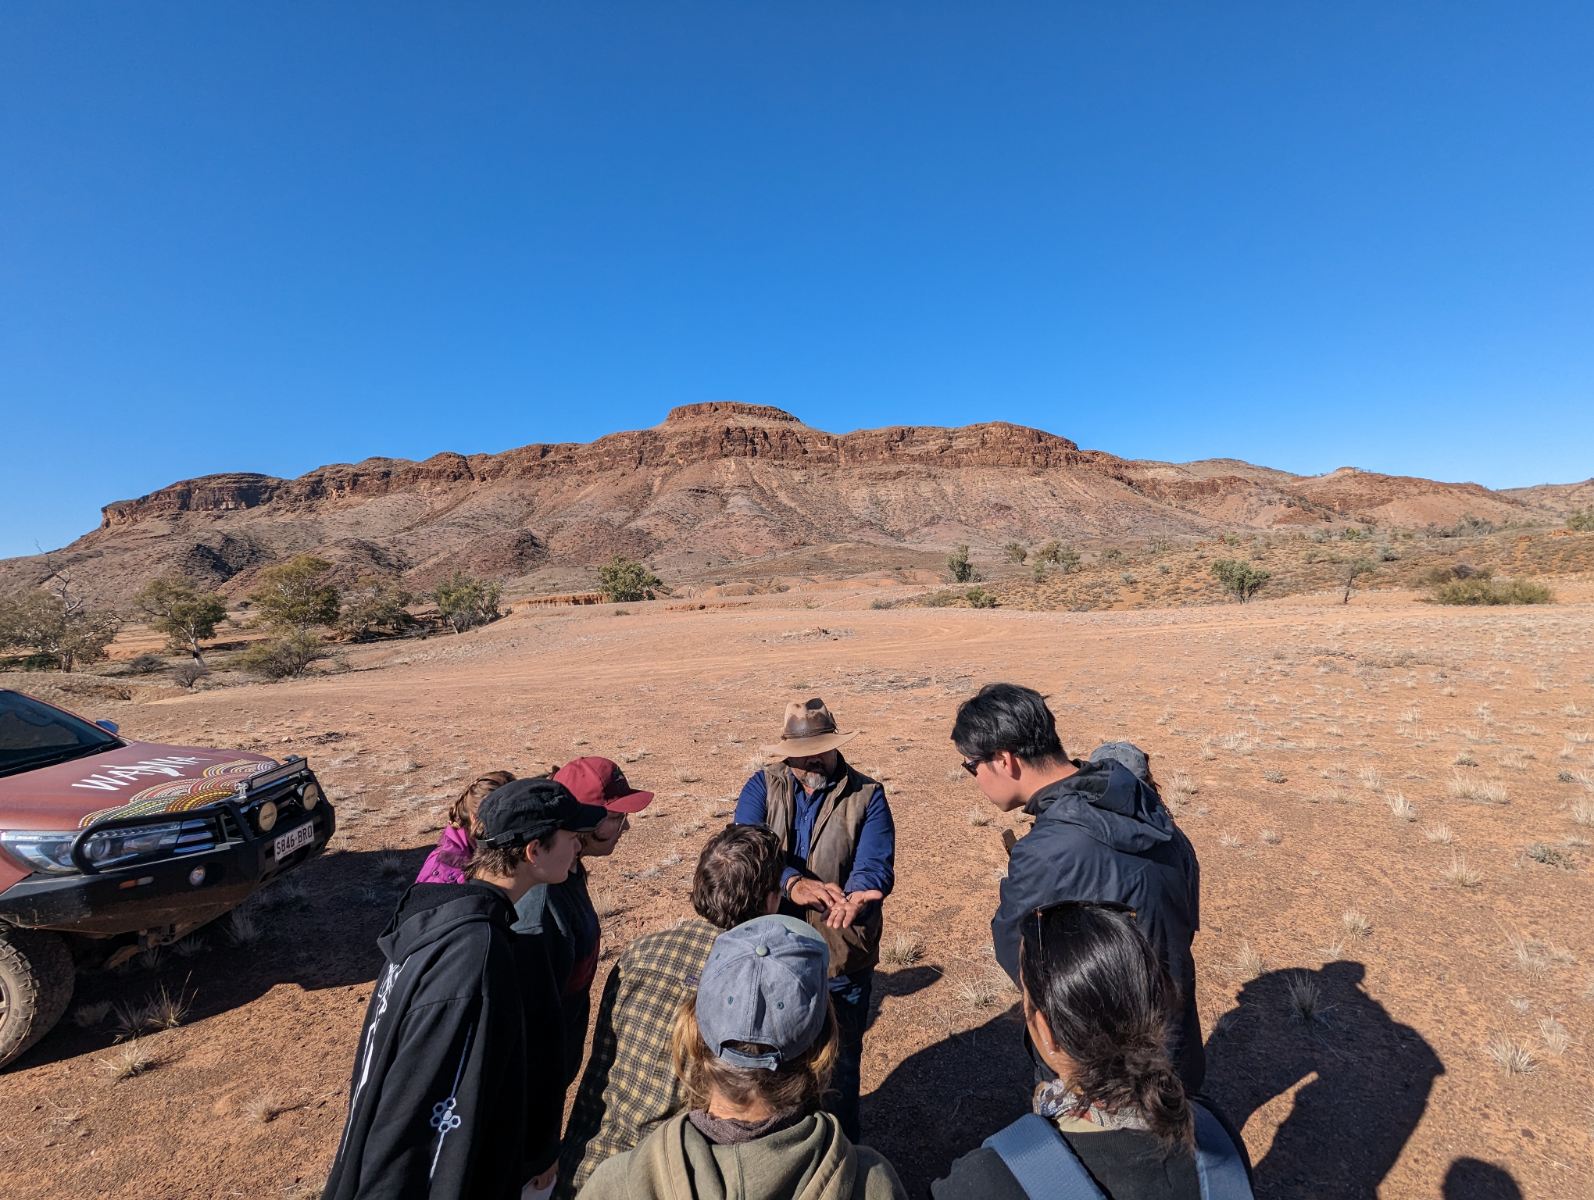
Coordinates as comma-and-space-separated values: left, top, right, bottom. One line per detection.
554, 756, 655, 814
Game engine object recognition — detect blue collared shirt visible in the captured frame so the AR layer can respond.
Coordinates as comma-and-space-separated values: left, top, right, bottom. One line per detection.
734, 768, 896, 899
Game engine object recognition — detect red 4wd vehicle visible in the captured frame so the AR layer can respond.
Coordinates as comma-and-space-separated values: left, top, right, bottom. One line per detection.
0, 688, 335, 1067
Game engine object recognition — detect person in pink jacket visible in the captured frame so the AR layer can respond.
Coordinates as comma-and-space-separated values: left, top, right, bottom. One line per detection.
417, 769, 516, 884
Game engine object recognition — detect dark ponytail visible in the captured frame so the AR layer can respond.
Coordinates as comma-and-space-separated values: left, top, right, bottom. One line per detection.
1019, 903, 1194, 1152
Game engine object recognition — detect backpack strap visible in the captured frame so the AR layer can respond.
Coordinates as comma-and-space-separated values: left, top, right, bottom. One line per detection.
983, 1114, 1107, 1200
1191, 1102, 1254, 1200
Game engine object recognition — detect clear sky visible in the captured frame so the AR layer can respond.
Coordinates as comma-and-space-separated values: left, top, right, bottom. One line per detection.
4, 3, 1591, 558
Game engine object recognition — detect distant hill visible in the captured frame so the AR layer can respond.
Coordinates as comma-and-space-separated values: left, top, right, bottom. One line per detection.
0, 402, 1566, 603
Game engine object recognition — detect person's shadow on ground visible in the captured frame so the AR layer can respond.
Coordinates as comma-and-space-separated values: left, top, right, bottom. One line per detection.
1442, 1158, 1523, 1199
1204, 961, 1444, 1200
865, 1003, 1032, 1195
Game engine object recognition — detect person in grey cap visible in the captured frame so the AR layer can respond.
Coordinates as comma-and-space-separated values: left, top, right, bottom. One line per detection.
577, 914, 908, 1200
322, 778, 606, 1200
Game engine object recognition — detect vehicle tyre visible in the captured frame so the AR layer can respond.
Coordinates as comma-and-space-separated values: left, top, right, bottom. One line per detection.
0, 927, 75, 1069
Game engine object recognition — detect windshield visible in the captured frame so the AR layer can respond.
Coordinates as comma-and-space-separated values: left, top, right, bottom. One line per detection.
0, 690, 122, 778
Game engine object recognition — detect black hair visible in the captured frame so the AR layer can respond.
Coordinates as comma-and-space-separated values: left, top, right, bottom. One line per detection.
1019, 902, 1193, 1152
951, 682, 1067, 764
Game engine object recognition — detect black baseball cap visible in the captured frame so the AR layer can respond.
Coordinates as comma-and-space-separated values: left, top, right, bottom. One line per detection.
475, 778, 607, 848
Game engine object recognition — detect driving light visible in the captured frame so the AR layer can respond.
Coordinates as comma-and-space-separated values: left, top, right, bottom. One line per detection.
255, 800, 278, 833
300, 780, 323, 811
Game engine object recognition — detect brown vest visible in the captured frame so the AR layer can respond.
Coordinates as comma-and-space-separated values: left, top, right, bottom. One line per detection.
763, 760, 883, 978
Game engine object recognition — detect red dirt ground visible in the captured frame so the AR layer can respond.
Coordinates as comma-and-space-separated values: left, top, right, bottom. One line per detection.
4, 583, 1592, 1199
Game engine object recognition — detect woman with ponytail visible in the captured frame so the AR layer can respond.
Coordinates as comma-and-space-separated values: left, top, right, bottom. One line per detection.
932, 903, 1252, 1200
416, 770, 516, 884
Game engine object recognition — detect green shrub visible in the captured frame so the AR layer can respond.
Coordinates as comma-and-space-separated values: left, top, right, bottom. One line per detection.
248, 556, 340, 634
1002, 542, 1028, 564
597, 557, 663, 602
124, 652, 167, 675
965, 588, 998, 609
1430, 577, 1553, 606
338, 576, 416, 640
433, 572, 503, 633
1211, 559, 1270, 603
922, 590, 957, 608
237, 632, 327, 679
1569, 508, 1594, 532
947, 545, 980, 583
869, 598, 893, 610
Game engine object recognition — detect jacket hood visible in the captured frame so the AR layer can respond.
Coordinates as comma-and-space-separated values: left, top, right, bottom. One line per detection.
375, 881, 514, 965
630, 1111, 857, 1200
1027, 759, 1173, 853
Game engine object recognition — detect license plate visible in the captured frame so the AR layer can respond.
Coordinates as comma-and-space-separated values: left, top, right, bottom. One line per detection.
272, 821, 315, 861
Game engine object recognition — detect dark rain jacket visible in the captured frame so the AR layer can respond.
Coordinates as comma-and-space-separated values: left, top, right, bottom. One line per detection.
992, 759, 1205, 1091
321, 882, 564, 1200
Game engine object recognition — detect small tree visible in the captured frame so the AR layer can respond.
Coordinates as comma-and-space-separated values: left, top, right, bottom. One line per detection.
0, 567, 121, 671
1055, 546, 1082, 574
1339, 558, 1376, 605
172, 662, 210, 689
248, 556, 340, 634
1569, 507, 1594, 532
434, 572, 504, 634
1003, 542, 1028, 564
596, 557, 663, 603
947, 545, 981, 583
238, 631, 327, 679
338, 576, 416, 640
136, 577, 228, 664
1211, 559, 1271, 604
1031, 561, 1049, 583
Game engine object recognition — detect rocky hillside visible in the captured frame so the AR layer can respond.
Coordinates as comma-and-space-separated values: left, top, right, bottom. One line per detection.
0, 403, 1563, 602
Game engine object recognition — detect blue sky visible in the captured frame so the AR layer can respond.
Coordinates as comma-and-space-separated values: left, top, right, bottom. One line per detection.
4, 2, 1591, 558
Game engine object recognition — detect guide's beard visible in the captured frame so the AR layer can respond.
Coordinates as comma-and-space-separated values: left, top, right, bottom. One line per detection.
795, 768, 829, 792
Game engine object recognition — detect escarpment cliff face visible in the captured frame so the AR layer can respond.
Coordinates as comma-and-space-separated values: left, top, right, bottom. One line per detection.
0, 403, 1557, 602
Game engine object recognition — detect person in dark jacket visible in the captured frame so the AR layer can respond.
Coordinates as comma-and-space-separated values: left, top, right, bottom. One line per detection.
932, 903, 1251, 1200
515, 756, 655, 1088
952, 683, 1205, 1091
322, 778, 606, 1200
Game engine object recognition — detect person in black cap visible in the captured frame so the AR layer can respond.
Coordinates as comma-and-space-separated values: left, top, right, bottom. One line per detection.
321, 778, 606, 1200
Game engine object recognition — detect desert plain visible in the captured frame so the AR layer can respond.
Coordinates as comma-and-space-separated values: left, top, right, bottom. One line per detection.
3, 579, 1593, 1200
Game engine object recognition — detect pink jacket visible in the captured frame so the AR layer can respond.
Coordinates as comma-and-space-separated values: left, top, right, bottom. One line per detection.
416, 824, 473, 885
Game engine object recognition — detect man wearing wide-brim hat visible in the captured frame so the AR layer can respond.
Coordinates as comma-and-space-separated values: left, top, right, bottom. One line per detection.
733, 696, 896, 1143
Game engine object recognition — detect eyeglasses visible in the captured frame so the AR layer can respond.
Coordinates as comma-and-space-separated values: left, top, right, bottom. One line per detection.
960, 756, 988, 776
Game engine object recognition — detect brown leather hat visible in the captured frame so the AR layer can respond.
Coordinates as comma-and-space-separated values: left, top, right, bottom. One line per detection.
763, 697, 859, 758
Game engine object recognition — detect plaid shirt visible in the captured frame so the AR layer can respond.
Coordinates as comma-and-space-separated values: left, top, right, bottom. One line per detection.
554, 916, 719, 1198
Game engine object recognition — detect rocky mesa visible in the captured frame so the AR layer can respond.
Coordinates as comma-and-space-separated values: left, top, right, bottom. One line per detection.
0, 402, 1564, 602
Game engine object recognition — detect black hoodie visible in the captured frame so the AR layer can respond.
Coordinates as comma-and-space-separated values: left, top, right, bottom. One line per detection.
322, 882, 564, 1200
991, 759, 1205, 1091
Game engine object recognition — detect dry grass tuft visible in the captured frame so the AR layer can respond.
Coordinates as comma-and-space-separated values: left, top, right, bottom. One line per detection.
97, 1039, 163, 1082
966, 805, 994, 827
1422, 823, 1455, 844
956, 973, 1005, 1009
1260, 829, 1282, 845
591, 890, 623, 919
1447, 773, 1508, 804
1385, 791, 1417, 822
225, 907, 263, 946
1341, 909, 1372, 939
72, 1001, 113, 1029
1539, 1017, 1571, 1056
1285, 972, 1327, 1024
1486, 1035, 1537, 1076
1232, 941, 1265, 981
1443, 853, 1482, 888
1219, 831, 1243, 848
243, 1091, 294, 1124
881, 931, 926, 967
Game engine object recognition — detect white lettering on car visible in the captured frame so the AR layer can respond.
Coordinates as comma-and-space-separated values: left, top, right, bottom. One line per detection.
70, 756, 210, 791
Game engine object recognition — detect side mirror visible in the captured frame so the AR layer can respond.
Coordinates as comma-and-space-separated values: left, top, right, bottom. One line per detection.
95, 719, 120, 735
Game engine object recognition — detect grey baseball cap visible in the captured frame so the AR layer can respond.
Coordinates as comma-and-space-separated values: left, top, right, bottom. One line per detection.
696, 914, 830, 1071
1089, 741, 1151, 784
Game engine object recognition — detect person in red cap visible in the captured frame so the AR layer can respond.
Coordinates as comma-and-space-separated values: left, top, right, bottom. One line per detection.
513, 756, 655, 1090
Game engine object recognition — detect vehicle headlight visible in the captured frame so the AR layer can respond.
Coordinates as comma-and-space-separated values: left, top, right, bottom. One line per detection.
0, 823, 190, 875
0, 831, 78, 874
300, 780, 323, 811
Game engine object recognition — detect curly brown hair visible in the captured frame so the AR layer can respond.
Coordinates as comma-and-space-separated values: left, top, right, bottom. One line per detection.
447, 770, 516, 831
670, 994, 839, 1117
